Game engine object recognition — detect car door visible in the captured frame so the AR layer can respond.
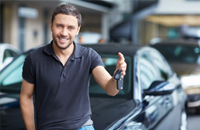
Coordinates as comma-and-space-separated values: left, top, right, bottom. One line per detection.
148, 49, 186, 130
134, 50, 164, 129
0, 54, 27, 130
135, 47, 179, 130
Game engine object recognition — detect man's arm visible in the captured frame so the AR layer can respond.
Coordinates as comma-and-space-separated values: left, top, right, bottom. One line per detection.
92, 52, 127, 96
20, 79, 35, 130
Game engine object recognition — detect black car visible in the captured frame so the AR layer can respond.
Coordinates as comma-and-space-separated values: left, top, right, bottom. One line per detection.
151, 40, 200, 113
0, 44, 187, 130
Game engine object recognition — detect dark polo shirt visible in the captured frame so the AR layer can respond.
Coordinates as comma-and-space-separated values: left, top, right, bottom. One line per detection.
22, 42, 104, 130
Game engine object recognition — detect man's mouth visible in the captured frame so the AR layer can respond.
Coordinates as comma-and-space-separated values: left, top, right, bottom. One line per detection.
58, 37, 69, 41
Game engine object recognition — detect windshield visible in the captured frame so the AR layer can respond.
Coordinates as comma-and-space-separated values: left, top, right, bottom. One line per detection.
153, 44, 200, 64
89, 54, 132, 99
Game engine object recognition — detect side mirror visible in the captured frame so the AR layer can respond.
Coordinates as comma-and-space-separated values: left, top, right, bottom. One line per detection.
144, 81, 175, 96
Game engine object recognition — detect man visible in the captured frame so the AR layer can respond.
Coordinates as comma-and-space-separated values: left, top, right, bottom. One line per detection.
20, 4, 127, 130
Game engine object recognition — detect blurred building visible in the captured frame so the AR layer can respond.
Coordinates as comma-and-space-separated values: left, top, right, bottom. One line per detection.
0, 0, 135, 51
143, 0, 200, 45
1, 0, 200, 51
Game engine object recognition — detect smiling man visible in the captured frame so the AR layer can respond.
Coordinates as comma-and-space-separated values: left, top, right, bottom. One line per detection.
20, 4, 127, 130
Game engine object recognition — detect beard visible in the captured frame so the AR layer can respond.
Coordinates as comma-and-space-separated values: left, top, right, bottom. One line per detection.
53, 39, 73, 50
53, 34, 73, 50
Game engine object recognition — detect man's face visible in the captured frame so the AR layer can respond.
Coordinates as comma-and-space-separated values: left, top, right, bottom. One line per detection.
50, 14, 80, 49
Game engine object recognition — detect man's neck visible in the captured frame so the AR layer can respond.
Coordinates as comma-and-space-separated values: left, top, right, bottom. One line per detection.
52, 42, 74, 66
53, 42, 74, 55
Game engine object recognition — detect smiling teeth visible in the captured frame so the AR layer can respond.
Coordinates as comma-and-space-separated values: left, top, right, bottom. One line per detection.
60, 38, 67, 41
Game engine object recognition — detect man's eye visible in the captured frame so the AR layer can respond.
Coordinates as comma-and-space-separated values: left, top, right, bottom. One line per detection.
69, 27, 74, 29
57, 25, 61, 27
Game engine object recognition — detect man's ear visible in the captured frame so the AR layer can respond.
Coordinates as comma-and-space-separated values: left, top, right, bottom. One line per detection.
76, 25, 81, 35
50, 22, 53, 31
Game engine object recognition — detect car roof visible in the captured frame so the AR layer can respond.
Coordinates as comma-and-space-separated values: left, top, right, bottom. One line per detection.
153, 39, 199, 46
82, 43, 143, 56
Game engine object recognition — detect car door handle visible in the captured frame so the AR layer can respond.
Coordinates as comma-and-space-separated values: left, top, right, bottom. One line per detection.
164, 97, 172, 108
164, 98, 170, 104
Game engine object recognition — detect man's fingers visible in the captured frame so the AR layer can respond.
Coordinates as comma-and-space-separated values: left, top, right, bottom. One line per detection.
119, 61, 126, 67
119, 61, 127, 76
116, 52, 127, 77
118, 52, 124, 61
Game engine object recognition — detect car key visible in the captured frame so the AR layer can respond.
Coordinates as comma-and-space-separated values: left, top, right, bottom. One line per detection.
113, 69, 124, 90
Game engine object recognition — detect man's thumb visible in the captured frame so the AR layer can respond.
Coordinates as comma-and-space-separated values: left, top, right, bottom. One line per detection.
118, 52, 124, 61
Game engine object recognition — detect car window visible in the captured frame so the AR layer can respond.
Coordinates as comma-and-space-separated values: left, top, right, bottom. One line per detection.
10, 50, 19, 57
138, 53, 159, 90
89, 54, 132, 98
3, 49, 19, 62
149, 50, 173, 80
153, 44, 200, 64
0, 54, 26, 93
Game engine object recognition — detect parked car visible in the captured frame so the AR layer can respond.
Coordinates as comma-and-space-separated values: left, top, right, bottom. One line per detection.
151, 40, 200, 113
0, 44, 187, 130
0, 43, 21, 71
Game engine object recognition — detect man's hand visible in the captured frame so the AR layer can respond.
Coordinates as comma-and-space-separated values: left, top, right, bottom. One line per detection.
115, 52, 127, 77
92, 52, 127, 96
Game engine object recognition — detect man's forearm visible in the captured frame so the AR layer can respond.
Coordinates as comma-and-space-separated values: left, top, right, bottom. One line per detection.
105, 77, 119, 96
20, 96, 35, 130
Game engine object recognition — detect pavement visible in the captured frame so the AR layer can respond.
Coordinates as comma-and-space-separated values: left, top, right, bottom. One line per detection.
187, 114, 200, 130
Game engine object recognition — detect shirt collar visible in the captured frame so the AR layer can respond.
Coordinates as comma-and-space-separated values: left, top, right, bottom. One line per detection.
44, 40, 82, 58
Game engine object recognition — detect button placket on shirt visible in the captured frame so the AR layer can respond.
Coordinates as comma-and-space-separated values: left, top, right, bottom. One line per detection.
60, 57, 75, 81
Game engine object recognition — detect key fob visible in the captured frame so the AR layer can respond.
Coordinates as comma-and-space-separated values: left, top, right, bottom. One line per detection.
114, 70, 124, 90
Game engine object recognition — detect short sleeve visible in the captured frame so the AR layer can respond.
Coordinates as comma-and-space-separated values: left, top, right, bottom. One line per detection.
90, 48, 104, 73
22, 53, 35, 84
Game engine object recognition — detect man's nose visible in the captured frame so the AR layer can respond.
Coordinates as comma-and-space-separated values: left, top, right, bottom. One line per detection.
61, 28, 68, 36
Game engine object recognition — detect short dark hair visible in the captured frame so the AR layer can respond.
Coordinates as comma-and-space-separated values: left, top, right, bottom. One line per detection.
51, 4, 82, 26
